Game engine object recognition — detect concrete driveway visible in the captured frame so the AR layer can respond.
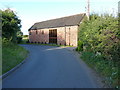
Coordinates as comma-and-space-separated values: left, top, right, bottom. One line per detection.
2, 45, 102, 88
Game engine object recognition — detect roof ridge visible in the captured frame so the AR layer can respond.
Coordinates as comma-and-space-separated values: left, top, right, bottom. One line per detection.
35, 13, 86, 24
29, 13, 86, 30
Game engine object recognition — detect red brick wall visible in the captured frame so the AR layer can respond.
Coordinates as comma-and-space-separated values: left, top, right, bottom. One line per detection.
29, 25, 78, 46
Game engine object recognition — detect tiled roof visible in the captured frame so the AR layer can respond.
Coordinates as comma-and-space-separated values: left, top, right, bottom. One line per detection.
29, 13, 86, 30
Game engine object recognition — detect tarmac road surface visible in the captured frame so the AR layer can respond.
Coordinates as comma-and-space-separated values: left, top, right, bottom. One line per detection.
2, 45, 102, 88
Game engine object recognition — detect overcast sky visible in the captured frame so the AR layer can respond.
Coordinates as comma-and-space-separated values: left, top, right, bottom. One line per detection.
0, 0, 119, 35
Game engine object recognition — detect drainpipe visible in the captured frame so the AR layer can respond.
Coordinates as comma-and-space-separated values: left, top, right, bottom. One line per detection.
65, 25, 66, 45
77, 25, 79, 46
69, 27, 70, 46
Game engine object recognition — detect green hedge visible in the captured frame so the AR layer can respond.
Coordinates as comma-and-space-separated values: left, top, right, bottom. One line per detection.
78, 14, 119, 62
77, 14, 120, 88
76, 41, 83, 51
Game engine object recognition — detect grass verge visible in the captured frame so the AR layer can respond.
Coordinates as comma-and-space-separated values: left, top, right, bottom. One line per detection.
80, 51, 119, 88
2, 42, 29, 75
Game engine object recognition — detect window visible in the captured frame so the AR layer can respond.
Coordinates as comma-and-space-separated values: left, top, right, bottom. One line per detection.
36, 30, 37, 34
42, 31, 44, 34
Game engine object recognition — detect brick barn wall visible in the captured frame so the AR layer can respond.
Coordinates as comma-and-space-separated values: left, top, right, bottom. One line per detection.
36, 29, 49, 43
29, 30, 36, 42
56, 27, 66, 45
65, 26, 78, 46
29, 25, 78, 46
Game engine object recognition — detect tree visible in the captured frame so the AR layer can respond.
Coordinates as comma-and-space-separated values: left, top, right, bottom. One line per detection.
1, 8, 22, 43
78, 13, 120, 62
17, 31, 23, 43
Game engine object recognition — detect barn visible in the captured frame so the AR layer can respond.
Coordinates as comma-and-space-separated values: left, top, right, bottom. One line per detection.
28, 13, 86, 46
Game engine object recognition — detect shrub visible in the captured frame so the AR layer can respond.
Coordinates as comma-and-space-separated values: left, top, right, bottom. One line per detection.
23, 35, 28, 38
76, 41, 83, 51
78, 13, 119, 62
26, 40, 29, 43
78, 13, 120, 88
17, 36, 22, 43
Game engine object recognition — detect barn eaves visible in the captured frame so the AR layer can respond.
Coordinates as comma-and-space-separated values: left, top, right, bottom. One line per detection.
28, 13, 86, 31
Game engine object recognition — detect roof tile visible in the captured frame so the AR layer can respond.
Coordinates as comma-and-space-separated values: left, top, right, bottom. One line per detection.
29, 13, 86, 30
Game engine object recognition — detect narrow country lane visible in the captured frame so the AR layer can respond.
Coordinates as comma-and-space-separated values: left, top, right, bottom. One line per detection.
3, 45, 102, 88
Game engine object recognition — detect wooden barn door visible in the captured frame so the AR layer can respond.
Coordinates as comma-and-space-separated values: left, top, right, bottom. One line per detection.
49, 29, 57, 44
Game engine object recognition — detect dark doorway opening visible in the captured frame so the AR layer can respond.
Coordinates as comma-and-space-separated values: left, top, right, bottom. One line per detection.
49, 29, 57, 44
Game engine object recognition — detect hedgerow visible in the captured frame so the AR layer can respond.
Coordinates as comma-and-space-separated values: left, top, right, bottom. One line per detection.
77, 13, 120, 88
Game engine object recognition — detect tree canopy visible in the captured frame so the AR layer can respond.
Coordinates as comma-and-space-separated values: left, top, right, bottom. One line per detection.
1, 8, 23, 43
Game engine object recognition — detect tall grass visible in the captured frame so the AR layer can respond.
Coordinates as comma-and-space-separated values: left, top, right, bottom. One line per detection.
80, 51, 119, 88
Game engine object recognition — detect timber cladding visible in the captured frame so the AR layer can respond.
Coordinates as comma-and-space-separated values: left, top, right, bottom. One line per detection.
49, 29, 57, 44
28, 13, 86, 46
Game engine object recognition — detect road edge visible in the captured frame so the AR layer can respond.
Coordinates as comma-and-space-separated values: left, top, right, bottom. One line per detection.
66, 47, 109, 88
0, 53, 29, 80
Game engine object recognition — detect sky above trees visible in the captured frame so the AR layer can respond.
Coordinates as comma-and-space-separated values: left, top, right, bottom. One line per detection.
0, 0, 119, 35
